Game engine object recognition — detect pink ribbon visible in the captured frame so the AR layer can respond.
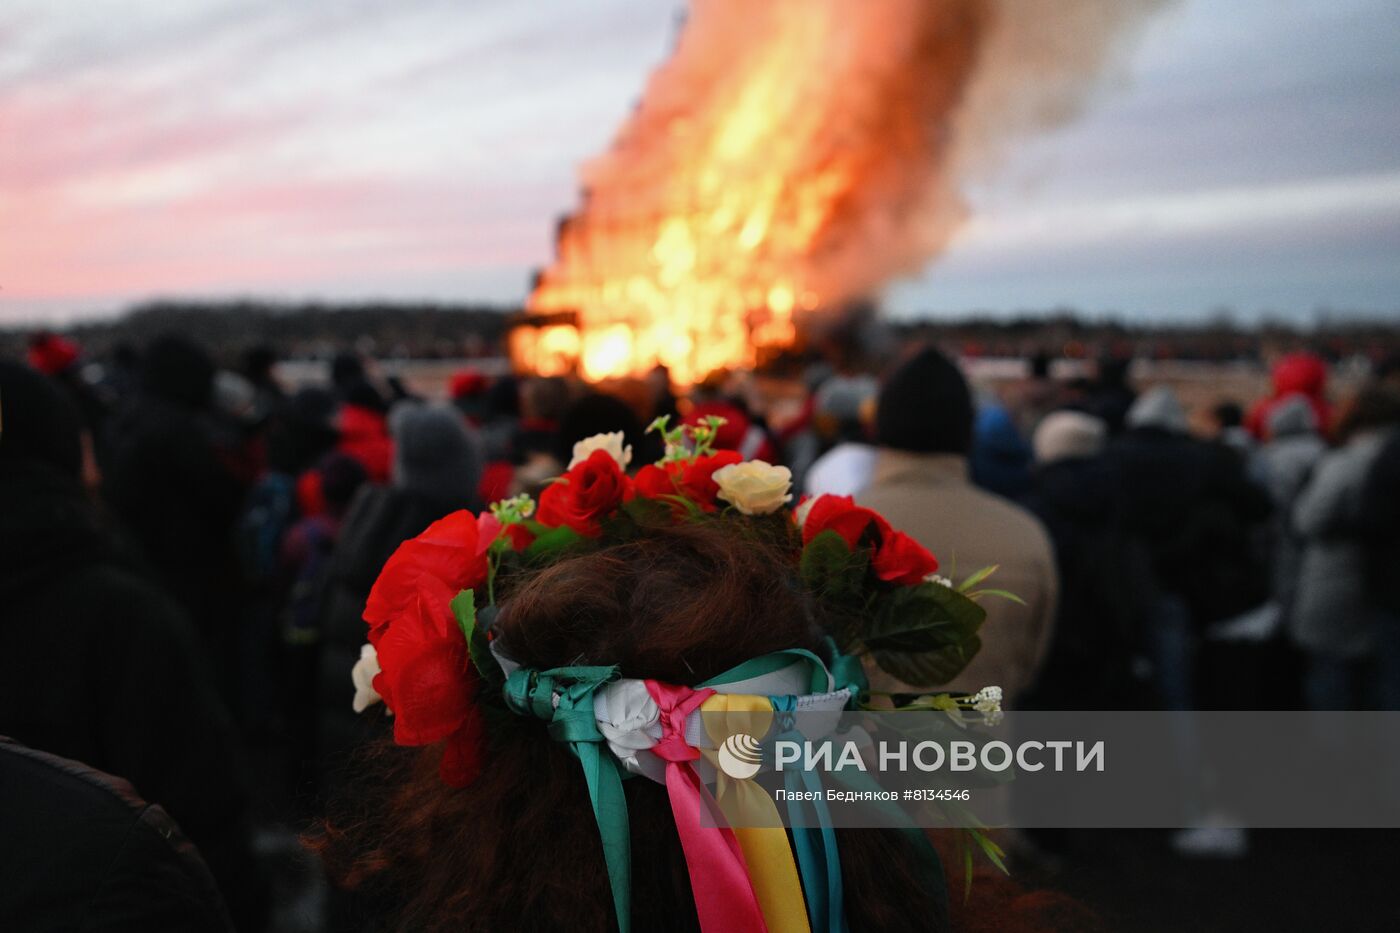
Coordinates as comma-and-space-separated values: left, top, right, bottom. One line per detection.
644, 680, 769, 933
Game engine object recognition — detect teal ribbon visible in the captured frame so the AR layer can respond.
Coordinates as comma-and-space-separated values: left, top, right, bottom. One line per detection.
771, 694, 848, 933
701, 648, 832, 694
823, 637, 868, 708
503, 666, 632, 933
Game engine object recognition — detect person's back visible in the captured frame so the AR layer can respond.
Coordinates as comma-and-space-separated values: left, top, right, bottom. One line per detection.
0, 361, 266, 929
1109, 387, 1271, 627
1360, 427, 1400, 617
856, 347, 1057, 704
1020, 412, 1156, 709
103, 335, 246, 691
0, 738, 233, 933
1359, 426, 1400, 709
1253, 395, 1328, 620
1290, 388, 1400, 682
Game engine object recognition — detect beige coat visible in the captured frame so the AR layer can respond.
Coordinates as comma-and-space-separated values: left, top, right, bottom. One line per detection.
856, 450, 1058, 705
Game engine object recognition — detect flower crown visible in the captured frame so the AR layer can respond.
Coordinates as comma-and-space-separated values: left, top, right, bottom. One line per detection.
353, 417, 1002, 933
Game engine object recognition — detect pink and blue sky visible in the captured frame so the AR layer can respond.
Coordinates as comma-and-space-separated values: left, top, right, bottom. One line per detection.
2, 0, 1398, 324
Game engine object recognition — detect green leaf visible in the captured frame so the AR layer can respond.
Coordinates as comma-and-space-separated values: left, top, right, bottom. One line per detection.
452, 588, 503, 688
874, 638, 983, 688
969, 828, 1009, 875
863, 582, 985, 687
962, 836, 973, 902
525, 524, 584, 560
621, 495, 673, 526
451, 587, 476, 643
896, 693, 970, 728
966, 588, 1026, 606
957, 564, 999, 593
799, 530, 870, 606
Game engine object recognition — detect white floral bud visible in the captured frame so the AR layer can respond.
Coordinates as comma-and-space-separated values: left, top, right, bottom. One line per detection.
713, 460, 793, 515
925, 573, 953, 588
969, 686, 1003, 724
569, 431, 633, 470
351, 643, 384, 713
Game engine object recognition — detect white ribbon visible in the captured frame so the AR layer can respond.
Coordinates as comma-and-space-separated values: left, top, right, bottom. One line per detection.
490, 643, 853, 784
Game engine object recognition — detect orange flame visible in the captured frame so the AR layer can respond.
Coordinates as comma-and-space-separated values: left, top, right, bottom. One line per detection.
515, 0, 1167, 385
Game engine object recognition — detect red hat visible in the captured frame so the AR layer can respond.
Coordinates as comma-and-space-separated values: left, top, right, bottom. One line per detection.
27, 333, 81, 376
449, 369, 489, 400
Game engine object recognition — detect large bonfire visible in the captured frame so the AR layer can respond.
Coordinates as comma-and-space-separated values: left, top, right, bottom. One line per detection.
512, 0, 1167, 385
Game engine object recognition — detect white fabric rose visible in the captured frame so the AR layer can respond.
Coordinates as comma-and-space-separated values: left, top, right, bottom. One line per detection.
712, 460, 793, 515
351, 643, 384, 713
568, 431, 633, 470
594, 680, 665, 782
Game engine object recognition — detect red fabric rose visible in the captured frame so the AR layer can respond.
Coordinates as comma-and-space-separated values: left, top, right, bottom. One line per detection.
364, 510, 489, 639
871, 530, 939, 585
371, 580, 473, 744
800, 494, 892, 548
803, 495, 938, 585
360, 509, 494, 786
634, 450, 743, 513
369, 580, 484, 786
535, 449, 633, 536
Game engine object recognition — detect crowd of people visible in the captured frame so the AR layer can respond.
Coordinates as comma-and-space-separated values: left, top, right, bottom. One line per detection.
3, 327, 1400, 930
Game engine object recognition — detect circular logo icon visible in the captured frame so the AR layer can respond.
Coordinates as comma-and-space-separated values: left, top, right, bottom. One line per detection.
717, 732, 763, 780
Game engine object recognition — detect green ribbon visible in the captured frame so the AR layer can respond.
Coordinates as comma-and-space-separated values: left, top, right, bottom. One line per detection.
823, 637, 868, 708
503, 665, 632, 933
701, 648, 832, 694
771, 694, 848, 933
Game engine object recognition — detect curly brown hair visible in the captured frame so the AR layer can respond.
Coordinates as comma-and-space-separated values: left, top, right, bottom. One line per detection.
311, 520, 1094, 932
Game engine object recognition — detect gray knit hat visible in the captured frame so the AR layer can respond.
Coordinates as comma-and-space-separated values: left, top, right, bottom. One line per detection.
389, 402, 483, 503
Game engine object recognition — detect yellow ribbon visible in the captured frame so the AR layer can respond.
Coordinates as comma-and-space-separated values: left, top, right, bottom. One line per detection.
701, 693, 811, 933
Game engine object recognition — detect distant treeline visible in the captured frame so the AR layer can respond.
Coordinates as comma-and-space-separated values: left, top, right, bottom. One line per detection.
0, 300, 515, 364
3, 300, 1398, 367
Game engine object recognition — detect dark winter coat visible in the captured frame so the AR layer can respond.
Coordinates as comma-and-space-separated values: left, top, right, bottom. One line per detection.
0, 459, 266, 929
103, 392, 247, 692
1360, 428, 1400, 614
1107, 427, 1272, 625
1020, 455, 1159, 708
0, 737, 234, 932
